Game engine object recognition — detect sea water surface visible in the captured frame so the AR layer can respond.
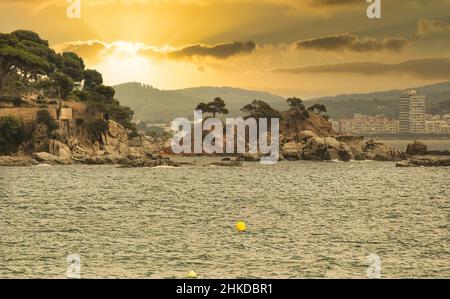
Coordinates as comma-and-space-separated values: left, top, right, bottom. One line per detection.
0, 160, 449, 278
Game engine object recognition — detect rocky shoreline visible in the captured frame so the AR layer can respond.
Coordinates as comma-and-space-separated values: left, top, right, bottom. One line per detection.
0, 152, 181, 167
2, 119, 448, 167
280, 130, 406, 162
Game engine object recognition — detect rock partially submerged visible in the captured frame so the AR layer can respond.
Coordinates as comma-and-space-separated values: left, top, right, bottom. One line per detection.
396, 157, 450, 167
122, 156, 180, 168
209, 160, 243, 167
0, 156, 39, 167
32, 152, 72, 165
236, 153, 260, 162
405, 141, 450, 156
406, 141, 428, 155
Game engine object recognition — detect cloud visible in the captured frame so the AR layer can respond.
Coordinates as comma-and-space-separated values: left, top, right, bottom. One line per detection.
273, 58, 450, 80
53, 40, 257, 66
166, 41, 256, 59
52, 40, 107, 64
296, 33, 408, 52
417, 19, 450, 36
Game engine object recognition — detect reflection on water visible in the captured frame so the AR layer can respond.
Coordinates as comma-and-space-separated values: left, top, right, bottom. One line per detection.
0, 161, 449, 278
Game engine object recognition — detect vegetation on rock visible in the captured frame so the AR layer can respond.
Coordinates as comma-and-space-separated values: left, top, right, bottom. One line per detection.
0, 116, 26, 154
0, 30, 135, 131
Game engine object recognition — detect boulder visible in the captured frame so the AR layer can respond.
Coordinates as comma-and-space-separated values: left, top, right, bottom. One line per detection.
298, 130, 318, 141
323, 148, 341, 160
301, 136, 354, 161
48, 139, 72, 160
339, 142, 354, 161
236, 153, 260, 162
99, 120, 131, 155
364, 142, 405, 161
104, 153, 129, 165
336, 135, 365, 160
406, 141, 428, 155
307, 137, 326, 156
84, 155, 107, 165
281, 141, 304, 160
324, 137, 341, 149
32, 152, 71, 164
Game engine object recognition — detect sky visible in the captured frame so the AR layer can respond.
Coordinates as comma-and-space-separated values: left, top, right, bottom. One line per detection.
1, 0, 450, 98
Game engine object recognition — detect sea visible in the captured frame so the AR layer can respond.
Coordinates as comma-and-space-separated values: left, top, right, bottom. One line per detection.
1, 147, 449, 278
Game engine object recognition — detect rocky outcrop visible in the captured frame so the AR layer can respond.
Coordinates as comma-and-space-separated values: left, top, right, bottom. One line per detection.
127, 132, 167, 156
301, 136, 354, 161
100, 120, 130, 155
281, 131, 405, 162
405, 141, 450, 156
280, 111, 335, 140
48, 139, 72, 160
364, 140, 406, 161
406, 141, 428, 155
396, 157, 450, 167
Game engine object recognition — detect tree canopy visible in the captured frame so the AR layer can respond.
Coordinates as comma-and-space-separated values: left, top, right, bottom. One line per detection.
307, 103, 327, 115
1, 30, 84, 95
241, 99, 280, 119
287, 97, 305, 111
0, 30, 136, 131
195, 97, 229, 117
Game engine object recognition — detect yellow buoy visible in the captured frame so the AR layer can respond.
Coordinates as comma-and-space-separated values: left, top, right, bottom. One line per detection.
236, 221, 246, 232
187, 270, 197, 278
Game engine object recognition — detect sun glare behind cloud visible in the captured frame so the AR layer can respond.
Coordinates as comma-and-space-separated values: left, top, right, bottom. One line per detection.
95, 42, 156, 86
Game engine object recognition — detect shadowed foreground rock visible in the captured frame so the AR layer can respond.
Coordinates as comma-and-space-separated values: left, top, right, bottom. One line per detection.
406, 141, 428, 155
405, 141, 450, 156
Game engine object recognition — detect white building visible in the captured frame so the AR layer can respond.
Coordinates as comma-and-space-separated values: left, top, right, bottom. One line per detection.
398, 90, 426, 134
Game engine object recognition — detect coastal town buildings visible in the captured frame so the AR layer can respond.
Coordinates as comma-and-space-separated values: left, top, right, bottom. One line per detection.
333, 91, 449, 135
333, 114, 399, 135
425, 115, 450, 134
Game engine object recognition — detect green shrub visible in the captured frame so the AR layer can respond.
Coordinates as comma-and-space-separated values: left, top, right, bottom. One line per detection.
86, 118, 108, 141
75, 118, 84, 126
37, 110, 58, 132
0, 116, 26, 154
128, 130, 140, 139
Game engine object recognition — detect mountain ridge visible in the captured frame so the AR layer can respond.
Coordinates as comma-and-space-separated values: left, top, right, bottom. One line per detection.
113, 81, 450, 123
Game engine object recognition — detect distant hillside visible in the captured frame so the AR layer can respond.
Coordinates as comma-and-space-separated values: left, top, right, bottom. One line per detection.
114, 83, 287, 123
306, 81, 450, 119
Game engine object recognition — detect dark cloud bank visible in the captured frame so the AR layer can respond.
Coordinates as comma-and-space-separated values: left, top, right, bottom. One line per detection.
167, 41, 256, 59
273, 58, 450, 80
296, 33, 408, 52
